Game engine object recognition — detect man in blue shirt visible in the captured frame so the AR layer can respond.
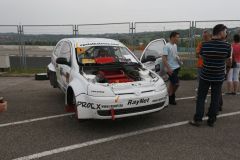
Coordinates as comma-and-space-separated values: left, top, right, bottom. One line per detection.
162, 32, 181, 105
190, 24, 231, 127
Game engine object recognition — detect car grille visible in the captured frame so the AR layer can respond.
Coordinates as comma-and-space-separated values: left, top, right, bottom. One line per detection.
97, 101, 165, 116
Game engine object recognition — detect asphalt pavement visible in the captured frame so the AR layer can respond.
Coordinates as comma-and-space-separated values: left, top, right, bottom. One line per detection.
0, 77, 239, 160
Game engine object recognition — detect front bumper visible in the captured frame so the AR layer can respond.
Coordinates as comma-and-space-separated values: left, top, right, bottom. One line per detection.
97, 101, 166, 117
75, 88, 168, 119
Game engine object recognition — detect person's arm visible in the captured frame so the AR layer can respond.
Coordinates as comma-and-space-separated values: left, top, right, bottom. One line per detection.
162, 55, 173, 75
226, 46, 233, 74
162, 45, 173, 75
196, 43, 202, 58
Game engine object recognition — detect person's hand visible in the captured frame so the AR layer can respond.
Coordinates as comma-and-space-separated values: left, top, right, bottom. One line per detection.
167, 68, 173, 75
226, 58, 232, 68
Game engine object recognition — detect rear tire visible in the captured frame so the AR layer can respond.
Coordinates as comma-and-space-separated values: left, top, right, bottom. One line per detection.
47, 69, 58, 88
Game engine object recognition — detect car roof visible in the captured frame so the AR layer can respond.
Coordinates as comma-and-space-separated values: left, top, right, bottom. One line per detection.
61, 38, 125, 48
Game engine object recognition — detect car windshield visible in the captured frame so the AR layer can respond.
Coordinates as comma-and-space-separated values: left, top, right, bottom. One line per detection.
76, 46, 139, 65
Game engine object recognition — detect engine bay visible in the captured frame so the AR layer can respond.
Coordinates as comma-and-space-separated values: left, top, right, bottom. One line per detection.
81, 63, 154, 84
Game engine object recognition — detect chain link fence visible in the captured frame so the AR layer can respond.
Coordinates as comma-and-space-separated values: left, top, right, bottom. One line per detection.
0, 25, 20, 70
20, 25, 75, 68
77, 22, 133, 48
0, 20, 239, 70
194, 20, 240, 46
134, 21, 194, 66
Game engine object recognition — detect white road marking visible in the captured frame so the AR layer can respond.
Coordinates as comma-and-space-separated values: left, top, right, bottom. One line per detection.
13, 110, 240, 160
176, 96, 195, 100
0, 113, 74, 128
175, 92, 238, 101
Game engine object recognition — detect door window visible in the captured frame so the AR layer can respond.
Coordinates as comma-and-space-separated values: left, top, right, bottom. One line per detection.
54, 42, 62, 57
59, 41, 71, 63
141, 40, 165, 63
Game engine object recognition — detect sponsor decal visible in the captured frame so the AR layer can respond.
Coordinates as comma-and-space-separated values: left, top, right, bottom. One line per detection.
79, 42, 119, 47
82, 59, 96, 64
66, 73, 70, 83
127, 98, 150, 105
76, 47, 86, 54
115, 96, 120, 103
101, 104, 123, 109
77, 102, 101, 110
60, 68, 70, 84
152, 97, 166, 103
91, 90, 105, 93
77, 102, 123, 110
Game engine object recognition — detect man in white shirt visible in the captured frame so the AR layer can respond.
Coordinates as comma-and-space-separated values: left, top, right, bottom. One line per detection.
162, 32, 181, 105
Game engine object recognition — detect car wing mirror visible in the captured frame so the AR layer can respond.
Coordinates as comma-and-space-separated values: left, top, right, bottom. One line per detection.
146, 55, 156, 62
56, 57, 70, 66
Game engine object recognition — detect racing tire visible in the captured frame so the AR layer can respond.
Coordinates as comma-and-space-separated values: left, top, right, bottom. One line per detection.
35, 73, 49, 80
67, 90, 88, 123
67, 89, 79, 119
47, 69, 58, 88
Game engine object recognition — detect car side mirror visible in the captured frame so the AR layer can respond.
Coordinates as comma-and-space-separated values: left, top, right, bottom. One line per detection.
56, 57, 70, 66
145, 55, 156, 62
155, 64, 160, 72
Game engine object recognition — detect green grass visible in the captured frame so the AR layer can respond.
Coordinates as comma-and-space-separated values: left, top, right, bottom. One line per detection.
4, 67, 47, 75
179, 67, 197, 80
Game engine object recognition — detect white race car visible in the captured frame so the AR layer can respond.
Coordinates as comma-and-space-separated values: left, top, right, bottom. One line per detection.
47, 38, 168, 120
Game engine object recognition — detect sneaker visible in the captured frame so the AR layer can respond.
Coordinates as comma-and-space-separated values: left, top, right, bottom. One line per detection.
169, 95, 177, 105
219, 106, 222, 112
207, 117, 216, 127
169, 101, 177, 105
189, 120, 202, 127
205, 98, 208, 103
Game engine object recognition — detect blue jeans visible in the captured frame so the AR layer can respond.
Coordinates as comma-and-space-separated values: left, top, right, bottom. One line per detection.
194, 78, 223, 121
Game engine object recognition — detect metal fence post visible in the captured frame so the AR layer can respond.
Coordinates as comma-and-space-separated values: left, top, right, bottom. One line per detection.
130, 22, 135, 51
190, 21, 195, 55
188, 21, 192, 54
73, 25, 78, 37
193, 21, 196, 53
17, 25, 22, 68
17, 25, 25, 69
21, 25, 26, 69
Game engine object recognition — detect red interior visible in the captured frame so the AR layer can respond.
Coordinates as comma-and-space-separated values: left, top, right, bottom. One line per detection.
95, 57, 115, 64
98, 70, 133, 83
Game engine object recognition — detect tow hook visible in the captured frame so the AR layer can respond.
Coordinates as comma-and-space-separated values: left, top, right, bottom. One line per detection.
111, 108, 115, 120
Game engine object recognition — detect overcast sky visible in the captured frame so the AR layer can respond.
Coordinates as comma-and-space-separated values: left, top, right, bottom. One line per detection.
1, 0, 239, 25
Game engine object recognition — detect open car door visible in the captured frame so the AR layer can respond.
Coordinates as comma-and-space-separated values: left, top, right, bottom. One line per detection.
140, 39, 168, 81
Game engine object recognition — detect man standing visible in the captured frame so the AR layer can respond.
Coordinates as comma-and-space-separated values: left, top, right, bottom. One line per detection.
196, 30, 212, 82
195, 30, 212, 102
190, 24, 231, 127
163, 32, 181, 105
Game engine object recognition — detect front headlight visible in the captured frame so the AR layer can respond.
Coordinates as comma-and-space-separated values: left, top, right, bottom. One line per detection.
149, 71, 160, 82
155, 78, 167, 92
